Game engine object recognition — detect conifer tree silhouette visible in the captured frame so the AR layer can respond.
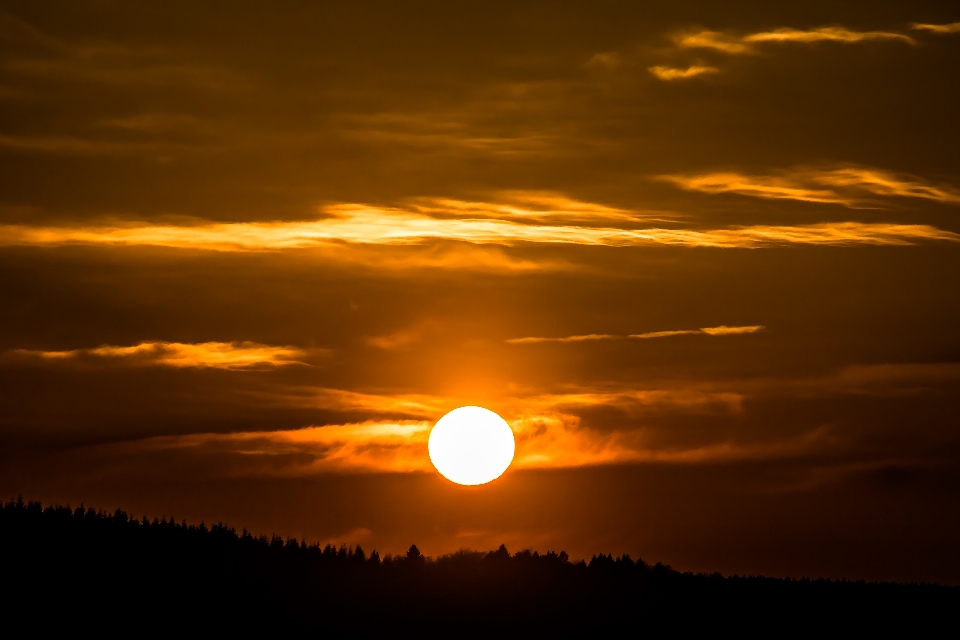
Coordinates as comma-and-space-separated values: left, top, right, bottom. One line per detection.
0, 497, 955, 633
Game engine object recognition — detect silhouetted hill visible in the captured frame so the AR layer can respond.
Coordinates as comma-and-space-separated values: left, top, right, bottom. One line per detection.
2, 498, 956, 633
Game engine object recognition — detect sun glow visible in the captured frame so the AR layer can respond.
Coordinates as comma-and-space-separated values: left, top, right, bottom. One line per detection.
428, 406, 516, 485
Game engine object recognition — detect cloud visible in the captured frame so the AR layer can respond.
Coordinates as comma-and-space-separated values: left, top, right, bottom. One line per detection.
32, 361, 960, 478
660, 172, 845, 204
337, 112, 554, 157
94, 392, 751, 477
648, 65, 719, 81
586, 52, 621, 69
507, 325, 763, 344
517, 386, 745, 418
911, 22, 960, 34
313, 243, 574, 273
0, 112, 215, 157
779, 362, 960, 399
676, 26, 915, 54
0, 133, 188, 157
674, 31, 751, 54
2, 201, 957, 252
246, 386, 447, 419
660, 166, 960, 207
85, 382, 777, 475
94, 112, 210, 133
744, 27, 914, 45
409, 193, 677, 225
699, 223, 957, 246
629, 329, 700, 339
0, 13, 247, 91
366, 331, 422, 350
124, 421, 435, 475
11, 341, 312, 370
509, 413, 821, 468
814, 167, 960, 203
699, 325, 764, 336
506, 334, 620, 344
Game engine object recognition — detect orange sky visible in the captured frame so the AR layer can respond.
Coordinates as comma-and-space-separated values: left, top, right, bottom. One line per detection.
1, 1, 959, 583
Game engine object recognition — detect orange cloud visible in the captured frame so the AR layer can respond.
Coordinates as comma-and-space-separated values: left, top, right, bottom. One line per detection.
108, 394, 754, 476
648, 65, 719, 81
94, 362, 960, 477
629, 329, 700, 339
660, 172, 844, 204
244, 386, 447, 418
676, 26, 914, 54
140, 421, 436, 474
12, 341, 312, 369
409, 193, 676, 224
744, 27, 914, 45
506, 334, 620, 344
81, 378, 751, 475
517, 387, 745, 417
3, 209, 957, 251
699, 325, 764, 336
813, 167, 960, 203
675, 31, 751, 54
336, 112, 553, 156
509, 413, 822, 468
508, 325, 764, 344
366, 330, 422, 350
58, 363, 960, 477
660, 166, 960, 207
911, 22, 960, 34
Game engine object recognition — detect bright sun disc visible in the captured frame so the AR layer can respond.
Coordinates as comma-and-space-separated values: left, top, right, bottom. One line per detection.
428, 406, 515, 486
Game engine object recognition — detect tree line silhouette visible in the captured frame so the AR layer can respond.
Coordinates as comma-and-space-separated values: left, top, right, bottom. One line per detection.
2, 498, 955, 632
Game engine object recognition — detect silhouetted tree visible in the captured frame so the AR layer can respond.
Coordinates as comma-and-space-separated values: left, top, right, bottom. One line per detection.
0, 497, 955, 634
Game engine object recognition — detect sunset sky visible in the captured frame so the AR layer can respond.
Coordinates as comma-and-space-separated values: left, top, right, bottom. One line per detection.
1, 1, 959, 583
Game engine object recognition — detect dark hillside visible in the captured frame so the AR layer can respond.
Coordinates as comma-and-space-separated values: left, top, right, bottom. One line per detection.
2, 499, 955, 633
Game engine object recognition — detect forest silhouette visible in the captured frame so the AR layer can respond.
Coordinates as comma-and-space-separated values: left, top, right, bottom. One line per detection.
3, 498, 956, 632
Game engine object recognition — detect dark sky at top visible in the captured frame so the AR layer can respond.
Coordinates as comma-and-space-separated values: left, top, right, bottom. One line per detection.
1, 0, 959, 583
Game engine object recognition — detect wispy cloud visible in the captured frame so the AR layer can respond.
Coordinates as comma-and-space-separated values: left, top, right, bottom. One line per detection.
0, 13, 247, 91
699, 325, 764, 335
911, 22, 960, 34
815, 167, 960, 203
661, 172, 845, 204
134, 421, 435, 474
660, 166, 960, 207
648, 65, 719, 81
365, 323, 439, 350
507, 325, 763, 344
629, 329, 700, 339
337, 112, 553, 157
676, 26, 915, 54
674, 31, 751, 54
245, 386, 447, 419
409, 193, 676, 224
509, 413, 822, 468
586, 52, 621, 69
99, 392, 792, 475
2, 205, 957, 251
72, 361, 960, 476
366, 332, 422, 350
744, 27, 914, 45
506, 333, 620, 344
12, 341, 312, 369
101, 403, 762, 477
0, 133, 191, 157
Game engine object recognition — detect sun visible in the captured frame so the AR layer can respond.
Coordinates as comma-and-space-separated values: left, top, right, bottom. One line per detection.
428, 406, 516, 486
